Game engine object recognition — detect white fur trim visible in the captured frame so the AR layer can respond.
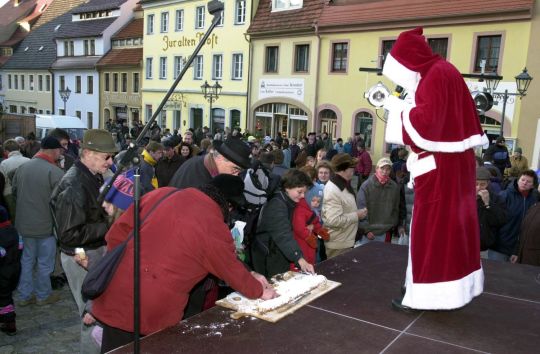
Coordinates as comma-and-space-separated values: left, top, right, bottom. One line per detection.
385, 109, 405, 145
382, 53, 420, 93
402, 227, 484, 310
402, 110, 490, 152
406, 152, 436, 189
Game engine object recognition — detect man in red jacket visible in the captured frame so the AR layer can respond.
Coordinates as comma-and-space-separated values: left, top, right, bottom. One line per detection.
92, 175, 276, 352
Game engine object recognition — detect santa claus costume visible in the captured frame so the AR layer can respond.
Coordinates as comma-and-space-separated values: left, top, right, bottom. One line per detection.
382, 27, 488, 310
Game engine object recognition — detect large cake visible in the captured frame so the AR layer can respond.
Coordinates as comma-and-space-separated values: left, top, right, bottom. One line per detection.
226, 272, 328, 314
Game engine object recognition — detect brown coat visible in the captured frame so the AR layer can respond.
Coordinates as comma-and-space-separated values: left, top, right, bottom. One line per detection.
517, 203, 540, 266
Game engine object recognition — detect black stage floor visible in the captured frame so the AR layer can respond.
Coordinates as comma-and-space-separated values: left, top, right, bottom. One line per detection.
113, 242, 540, 353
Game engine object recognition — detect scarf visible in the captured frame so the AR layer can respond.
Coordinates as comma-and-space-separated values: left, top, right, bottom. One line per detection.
34, 152, 56, 166
375, 169, 390, 185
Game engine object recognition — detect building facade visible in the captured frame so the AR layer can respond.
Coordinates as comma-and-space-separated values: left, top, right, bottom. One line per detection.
140, 0, 254, 134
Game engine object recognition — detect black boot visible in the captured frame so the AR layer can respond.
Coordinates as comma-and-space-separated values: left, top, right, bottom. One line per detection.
0, 321, 16, 336
391, 297, 417, 313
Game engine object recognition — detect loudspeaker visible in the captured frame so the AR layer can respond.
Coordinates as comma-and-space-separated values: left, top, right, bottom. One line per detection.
364, 82, 391, 108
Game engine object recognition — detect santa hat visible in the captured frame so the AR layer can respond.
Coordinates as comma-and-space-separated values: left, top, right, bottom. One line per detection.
382, 27, 439, 92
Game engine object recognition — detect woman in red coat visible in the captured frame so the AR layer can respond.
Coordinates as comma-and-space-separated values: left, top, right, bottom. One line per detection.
92, 176, 276, 352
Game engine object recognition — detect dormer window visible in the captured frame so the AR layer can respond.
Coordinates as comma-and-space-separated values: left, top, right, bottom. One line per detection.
272, 0, 303, 12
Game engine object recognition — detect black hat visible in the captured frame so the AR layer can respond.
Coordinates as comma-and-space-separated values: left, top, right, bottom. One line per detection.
209, 174, 247, 207
215, 139, 251, 169
476, 167, 492, 181
41, 136, 63, 149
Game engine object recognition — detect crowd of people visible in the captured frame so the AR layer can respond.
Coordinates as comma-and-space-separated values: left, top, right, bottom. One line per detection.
0, 121, 539, 351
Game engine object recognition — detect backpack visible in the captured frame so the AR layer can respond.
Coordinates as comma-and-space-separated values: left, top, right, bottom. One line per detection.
243, 161, 271, 205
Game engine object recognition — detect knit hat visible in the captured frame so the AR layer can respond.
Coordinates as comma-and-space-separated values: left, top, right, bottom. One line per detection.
103, 170, 135, 211
305, 183, 324, 207
215, 139, 251, 169
209, 174, 247, 207
476, 167, 491, 181
41, 136, 63, 149
514, 147, 522, 154
331, 153, 358, 172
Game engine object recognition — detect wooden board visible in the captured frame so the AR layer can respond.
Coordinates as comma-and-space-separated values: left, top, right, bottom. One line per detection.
216, 277, 341, 323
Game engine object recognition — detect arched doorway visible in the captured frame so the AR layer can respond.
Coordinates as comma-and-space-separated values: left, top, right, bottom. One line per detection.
319, 109, 337, 140
354, 111, 373, 149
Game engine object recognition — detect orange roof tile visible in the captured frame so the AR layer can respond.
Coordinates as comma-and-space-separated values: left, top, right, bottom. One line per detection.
96, 47, 142, 67
113, 18, 143, 39
317, 0, 534, 31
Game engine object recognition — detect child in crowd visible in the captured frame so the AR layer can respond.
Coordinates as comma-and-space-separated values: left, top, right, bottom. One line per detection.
291, 184, 329, 268
0, 206, 22, 335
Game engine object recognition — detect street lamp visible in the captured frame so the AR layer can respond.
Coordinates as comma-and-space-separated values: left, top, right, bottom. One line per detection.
484, 68, 533, 137
201, 80, 222, 133
59, 86, 71, 115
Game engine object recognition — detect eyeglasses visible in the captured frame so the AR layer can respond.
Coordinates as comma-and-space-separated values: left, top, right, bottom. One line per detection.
104, 155, 113, 161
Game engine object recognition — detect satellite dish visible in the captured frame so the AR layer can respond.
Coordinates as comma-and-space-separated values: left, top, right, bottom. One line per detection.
365, 82, 391, 108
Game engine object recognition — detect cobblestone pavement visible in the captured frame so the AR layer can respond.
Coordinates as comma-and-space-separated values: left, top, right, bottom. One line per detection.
0, 285, 80, 353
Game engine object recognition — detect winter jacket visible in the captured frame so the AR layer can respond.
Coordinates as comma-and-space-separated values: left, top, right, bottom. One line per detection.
92, 187, 262, 334
357, 174, 401, 235
0, 151, 30, 196
322, 175, 358, 250
484, 144, 511, 175
12, 155, 64, 237
355, 150, 372, 177
50, 160, 109, 254
477, 189, 507, 251
169, 155, 213, 189
292, 198, 323, 265
493, 180, 539, 256
252, 190, 303, 277
516, 203, 540, 266
155, 154, 184, 187
505, 156, 529, 179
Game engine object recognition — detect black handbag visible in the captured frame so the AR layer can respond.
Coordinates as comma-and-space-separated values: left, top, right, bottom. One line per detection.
81, 188, 180, 300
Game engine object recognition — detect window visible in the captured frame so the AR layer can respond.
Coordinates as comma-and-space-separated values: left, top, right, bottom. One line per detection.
59, 75, 65, 90
84, 40, 89, 55
174, 56, 184, 79
90, 39, 95, 55
159, 57, 167, 79
46, 75, 51, 91
265, 46, 279, 73
29, 75, 34, 91
294, 44, 309, 72
147, 14, 155, 34
76, 76, 81, 93
8, 74, 11, 89
161, 12, 169, 33
173, 110, 181, 130
14, 75, 18, 90
76, 110, 81, 118
133, 72, 139, 93
64, 40, 74, 56
121, 73, 127, 92
113, 73, 119, 92
87, 76, 93, 94
381, 40, 395, 68
145, 104, 153, 122
475, 35, 501, 73
175, 9, 184, 31
232, 53, 243, 80
21, 106, 26, 114
428, 38, 448, 59
87, 112, 93, 129
235, 0, 246, 24
146, 58, 153, 79
20, 75, 25, 90
331, 42, 348, 72
195, 6, 205, 28
9, 105, 17, 113
38, 75, 43, 91
59, 108, 65, 115
355, 112, 373, 149
104, 73, 110, 91
231, 109, 241, 129
160, 110, 167, 128
194, 55, 203, 79
213, 54, 223, 80
272, 0, 303, 12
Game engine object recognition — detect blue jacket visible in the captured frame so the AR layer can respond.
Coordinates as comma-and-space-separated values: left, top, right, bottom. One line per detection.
494, 180, 539, 255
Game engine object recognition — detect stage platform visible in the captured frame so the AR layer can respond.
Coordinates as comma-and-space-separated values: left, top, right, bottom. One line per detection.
113, 242, 540, 353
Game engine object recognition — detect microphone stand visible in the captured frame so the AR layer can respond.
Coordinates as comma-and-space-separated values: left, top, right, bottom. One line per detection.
94, 2, 224, 353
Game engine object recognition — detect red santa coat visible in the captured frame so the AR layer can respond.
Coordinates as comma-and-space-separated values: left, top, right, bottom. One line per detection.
292, 198, 323, 265
383, 28, 487, 310
92, 187, 262, 334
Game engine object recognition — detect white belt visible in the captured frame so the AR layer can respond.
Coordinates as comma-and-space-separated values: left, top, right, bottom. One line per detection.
406, 151, 436, 189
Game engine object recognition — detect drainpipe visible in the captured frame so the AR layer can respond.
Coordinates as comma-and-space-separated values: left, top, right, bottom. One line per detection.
244, 31, 253, 134
48, 68, 55, 114
313, 21, 321, 133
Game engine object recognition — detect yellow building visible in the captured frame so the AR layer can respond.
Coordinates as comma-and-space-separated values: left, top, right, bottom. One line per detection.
140, 0, 255, 135
248, 0, 536, 163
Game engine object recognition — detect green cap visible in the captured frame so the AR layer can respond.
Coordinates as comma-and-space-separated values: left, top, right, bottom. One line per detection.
81, 129, 119, 153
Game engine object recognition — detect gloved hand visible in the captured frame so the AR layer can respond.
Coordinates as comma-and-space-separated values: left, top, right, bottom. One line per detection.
306, 233, 318, 249
316, 228, 330, 241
